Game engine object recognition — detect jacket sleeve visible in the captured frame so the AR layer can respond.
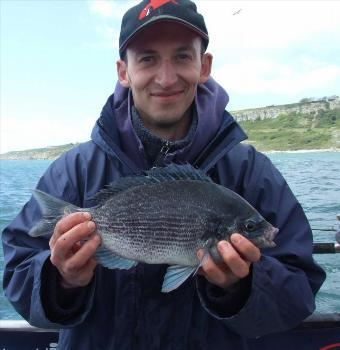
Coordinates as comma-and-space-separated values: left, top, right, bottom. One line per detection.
1, 151, 96, 329
196, 146, 326, 338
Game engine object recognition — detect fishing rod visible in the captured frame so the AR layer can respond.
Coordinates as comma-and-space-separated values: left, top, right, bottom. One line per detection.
311, 228, 338, 232
313, 242, 340, 254
312, 216, 340, 254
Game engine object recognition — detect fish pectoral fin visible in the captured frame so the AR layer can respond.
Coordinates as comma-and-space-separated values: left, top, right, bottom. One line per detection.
193, 249, 210, 275
95, 246, 138, 270
199, 249, 211, 267
162, 265, 196, 293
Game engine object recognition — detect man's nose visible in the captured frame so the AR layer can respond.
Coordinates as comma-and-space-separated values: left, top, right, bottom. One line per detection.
154, 60, 178, 88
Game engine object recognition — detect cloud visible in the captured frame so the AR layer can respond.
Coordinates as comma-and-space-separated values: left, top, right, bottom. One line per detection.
89, 0, 137, 19
213, 57, 340, 97
90, 0, 115, 18
0, 116, 94, 154
87, 1, 138, 51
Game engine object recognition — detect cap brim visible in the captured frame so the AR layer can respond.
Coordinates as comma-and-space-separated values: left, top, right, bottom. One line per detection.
119, 15, 209, 55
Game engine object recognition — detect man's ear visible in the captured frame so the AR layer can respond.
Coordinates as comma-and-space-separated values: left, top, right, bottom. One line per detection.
199, 53, 213, 84
117, 59, 130, 88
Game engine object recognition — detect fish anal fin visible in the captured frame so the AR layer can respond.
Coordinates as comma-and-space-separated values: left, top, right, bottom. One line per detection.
95, 246, 138, 270
161, 265, 196, 293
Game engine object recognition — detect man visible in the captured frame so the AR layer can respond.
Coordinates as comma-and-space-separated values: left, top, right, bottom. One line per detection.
2, 1, 325, 349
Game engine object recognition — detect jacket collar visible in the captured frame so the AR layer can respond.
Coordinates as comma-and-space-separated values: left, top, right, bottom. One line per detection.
91, 77, 247, 174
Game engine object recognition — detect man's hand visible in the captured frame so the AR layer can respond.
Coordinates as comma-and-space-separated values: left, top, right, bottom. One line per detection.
197, 233, 261, 289
49, 212, 101, 289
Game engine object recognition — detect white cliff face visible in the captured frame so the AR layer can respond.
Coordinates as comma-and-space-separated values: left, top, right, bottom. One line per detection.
232, 96, 340, 122
329, 98, 340, 110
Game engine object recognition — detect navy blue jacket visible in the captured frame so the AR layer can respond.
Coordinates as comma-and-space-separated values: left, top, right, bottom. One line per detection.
2, 78, 325, 349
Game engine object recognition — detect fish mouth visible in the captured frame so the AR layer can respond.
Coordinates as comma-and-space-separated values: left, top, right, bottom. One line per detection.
264, 227, 279, 247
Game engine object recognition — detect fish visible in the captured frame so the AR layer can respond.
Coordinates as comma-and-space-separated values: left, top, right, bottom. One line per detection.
29, 164, 278, 292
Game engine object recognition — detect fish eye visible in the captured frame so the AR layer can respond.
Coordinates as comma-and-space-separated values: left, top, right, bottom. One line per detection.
245, 221, 256, 231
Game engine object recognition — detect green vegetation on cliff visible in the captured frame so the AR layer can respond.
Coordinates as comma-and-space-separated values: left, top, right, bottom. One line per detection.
238, 108, 340, 151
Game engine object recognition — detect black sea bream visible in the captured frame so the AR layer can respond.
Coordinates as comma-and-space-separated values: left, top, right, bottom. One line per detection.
30, 164, 278, 292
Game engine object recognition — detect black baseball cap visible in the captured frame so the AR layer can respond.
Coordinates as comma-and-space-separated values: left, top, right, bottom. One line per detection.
119, 0, 209, 58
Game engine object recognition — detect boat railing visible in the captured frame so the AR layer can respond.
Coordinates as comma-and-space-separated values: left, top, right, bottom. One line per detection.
0, 320, 58, 332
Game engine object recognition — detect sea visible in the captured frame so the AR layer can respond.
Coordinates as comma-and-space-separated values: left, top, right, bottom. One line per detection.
0, 152, 339, 320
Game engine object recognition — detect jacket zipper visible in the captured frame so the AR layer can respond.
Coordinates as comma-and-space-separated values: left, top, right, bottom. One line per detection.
153, 141, 172, 167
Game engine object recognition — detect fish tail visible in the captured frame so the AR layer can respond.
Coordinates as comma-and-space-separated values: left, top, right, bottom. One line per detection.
29, 189, 80, 237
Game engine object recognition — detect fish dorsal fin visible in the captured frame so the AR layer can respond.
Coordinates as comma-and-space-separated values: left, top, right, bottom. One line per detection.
147, 164, 212, 183
91, 164, 212, 206
91, 176, 160, 205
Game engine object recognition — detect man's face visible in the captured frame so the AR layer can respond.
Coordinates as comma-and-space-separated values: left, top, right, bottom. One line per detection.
117, 22, 212, 139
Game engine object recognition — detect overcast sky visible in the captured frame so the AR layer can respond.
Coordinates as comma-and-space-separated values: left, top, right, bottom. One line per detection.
1, 0, 340, 153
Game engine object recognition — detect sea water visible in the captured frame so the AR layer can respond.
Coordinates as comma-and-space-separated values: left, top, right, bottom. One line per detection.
0, 152, 339, 320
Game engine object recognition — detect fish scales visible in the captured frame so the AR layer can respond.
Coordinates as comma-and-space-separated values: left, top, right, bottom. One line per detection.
92, 181, 219, 265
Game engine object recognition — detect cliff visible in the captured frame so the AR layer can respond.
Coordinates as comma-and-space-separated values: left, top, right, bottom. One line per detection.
233, 96, 340, 122
238, 107, 340, 151
0, 143, 79, 160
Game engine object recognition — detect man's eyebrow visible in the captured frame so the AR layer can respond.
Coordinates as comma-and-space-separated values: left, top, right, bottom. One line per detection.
134, 49, 157, 55
176, 45, 195, 52
132, 45, 195, 56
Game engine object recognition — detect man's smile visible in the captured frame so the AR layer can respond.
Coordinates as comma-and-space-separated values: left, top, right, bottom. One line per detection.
150, 90, 184, 101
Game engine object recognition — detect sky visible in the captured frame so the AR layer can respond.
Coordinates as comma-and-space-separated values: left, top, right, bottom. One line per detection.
1, 0, 340, 153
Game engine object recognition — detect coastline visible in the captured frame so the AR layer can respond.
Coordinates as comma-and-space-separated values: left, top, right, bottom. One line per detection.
264, 148, 340, 154
0, 148, 339, 161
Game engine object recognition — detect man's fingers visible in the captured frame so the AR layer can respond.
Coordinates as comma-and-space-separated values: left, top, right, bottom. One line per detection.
196, 234, 261, 289
52, 234, 101, 288
217, 241, 250, 279
197, 249, 234, 286
50, 212, 92, 246
60, 235, 101, 277
230, 233, 261, 263
47, 212, 102, 289
50, 220, 97, 263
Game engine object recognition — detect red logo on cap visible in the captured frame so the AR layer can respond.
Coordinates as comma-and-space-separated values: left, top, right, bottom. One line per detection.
139, 0, 178, 20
